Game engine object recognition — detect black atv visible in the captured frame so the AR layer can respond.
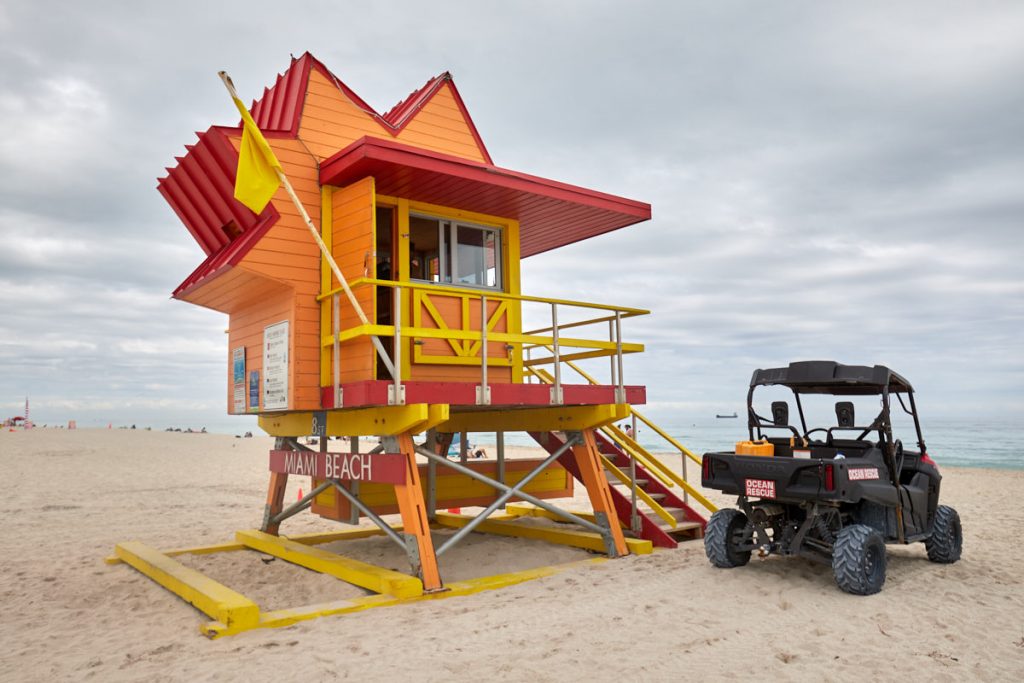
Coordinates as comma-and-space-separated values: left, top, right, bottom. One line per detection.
701, 361, 962, 595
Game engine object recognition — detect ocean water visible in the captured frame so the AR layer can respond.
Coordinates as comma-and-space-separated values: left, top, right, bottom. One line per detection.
163, 414, 1019, 470
488, 417, 1020, 470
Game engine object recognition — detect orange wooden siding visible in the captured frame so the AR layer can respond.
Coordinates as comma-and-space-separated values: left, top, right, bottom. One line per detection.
226, 289, 293, 413
330, 177, 376, 383
234, 135, 324, 410
297, 70, 487, 163
181, 69, 515, 413
394, 83, 487, 162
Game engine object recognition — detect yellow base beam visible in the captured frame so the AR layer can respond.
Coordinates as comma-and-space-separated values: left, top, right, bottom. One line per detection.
433, 511, 653, 555
504, 502, 599, 525
105, 526, 398, 565
114, 541, 259, 630
236, 529, 423, 599
259, 403, 448, 437
202, 556, 609, 638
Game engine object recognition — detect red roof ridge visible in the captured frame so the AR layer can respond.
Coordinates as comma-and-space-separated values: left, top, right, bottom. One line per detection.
243, 53, 492, 163
381, 72, 450, 126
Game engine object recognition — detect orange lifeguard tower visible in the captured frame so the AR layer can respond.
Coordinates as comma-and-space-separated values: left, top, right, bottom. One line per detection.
115, 53, 716, 636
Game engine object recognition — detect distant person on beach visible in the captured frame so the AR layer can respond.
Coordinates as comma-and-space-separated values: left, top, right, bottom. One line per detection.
624, 424, 635, 439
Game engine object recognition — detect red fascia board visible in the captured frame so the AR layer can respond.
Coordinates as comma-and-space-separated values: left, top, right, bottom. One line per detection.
382, 74, 448, 127
320, 137, 650, 219
319, 381, 645, 409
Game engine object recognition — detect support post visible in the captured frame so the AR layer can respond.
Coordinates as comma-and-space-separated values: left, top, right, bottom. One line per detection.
348, 435, 360, 524
496, 431, 506, 509
392, 432, 443, 591
262, 471, 289, 536
332, 293, 341, 407
570, 430, 628, 557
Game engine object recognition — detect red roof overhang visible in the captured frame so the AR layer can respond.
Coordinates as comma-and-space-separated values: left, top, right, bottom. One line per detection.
171, 206, 280, 300
319, 137, 651, 257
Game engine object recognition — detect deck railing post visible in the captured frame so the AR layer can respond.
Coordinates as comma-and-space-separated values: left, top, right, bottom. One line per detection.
332, 293, 341, 407
609, 320, 617, 389
478, 294, 490, 405
390, 285, 405, 405
614, 311, 625, 404
550, 303, 563, 404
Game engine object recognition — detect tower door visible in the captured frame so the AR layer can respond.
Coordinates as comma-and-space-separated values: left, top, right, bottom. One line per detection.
376, 206, 396, 379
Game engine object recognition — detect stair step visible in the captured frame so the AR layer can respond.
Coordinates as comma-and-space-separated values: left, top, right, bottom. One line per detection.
647, 493, 667, 501
655, 520, 704, 534
661, 506, 694, 522
610, 479, 649, 487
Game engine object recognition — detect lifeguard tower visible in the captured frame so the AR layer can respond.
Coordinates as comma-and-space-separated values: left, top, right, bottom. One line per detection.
116, 54, 716, 636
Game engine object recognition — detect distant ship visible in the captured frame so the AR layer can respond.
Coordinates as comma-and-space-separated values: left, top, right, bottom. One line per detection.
716, 412, 738, 418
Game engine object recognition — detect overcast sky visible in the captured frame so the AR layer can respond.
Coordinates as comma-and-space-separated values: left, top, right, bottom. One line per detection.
0, 1, 1021, 430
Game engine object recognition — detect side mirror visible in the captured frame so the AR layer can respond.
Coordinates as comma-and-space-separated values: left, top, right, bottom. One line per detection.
771, 401, 789, 426
836, 401, 855, 428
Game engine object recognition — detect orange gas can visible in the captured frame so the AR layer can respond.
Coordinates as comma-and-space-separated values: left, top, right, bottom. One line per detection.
735, 440, 775, 456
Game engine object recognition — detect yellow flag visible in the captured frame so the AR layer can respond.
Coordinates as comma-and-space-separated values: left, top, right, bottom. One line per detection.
229, 94, 282, 214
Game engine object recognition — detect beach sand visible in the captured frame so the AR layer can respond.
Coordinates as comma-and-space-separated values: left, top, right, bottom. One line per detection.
0, 428, 1021, 681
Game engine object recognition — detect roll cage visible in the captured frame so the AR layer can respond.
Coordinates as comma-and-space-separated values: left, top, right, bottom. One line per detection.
744, 361, 925, 451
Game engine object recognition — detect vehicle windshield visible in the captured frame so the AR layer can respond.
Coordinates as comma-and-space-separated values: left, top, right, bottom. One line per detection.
749, 385, 920, 446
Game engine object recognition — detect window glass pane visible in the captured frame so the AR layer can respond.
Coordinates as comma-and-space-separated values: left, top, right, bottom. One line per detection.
455, 225, 500, 288
409, 215, 440, 282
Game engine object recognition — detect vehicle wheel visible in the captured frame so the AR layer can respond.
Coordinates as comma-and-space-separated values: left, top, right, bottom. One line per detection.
832, 524, 886, 595
704, 509, 751, 568
925, 505, 962, 563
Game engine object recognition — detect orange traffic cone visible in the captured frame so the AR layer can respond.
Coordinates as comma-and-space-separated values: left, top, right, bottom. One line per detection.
298, 488, 304, 501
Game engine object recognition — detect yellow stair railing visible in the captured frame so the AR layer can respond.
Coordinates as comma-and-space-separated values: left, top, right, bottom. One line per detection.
526, 363, 717, 516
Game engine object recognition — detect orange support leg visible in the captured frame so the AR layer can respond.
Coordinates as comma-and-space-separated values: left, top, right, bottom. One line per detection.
394, 432, 443, 591
571, 430, 629, 557
262, 471, 289, 536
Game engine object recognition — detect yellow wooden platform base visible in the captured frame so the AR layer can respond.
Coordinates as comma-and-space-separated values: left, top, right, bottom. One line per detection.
236, 529, 424, 599
111, 531, 614, 638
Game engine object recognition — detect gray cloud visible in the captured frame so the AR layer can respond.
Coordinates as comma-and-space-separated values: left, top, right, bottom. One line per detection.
0, 0, 1021, 429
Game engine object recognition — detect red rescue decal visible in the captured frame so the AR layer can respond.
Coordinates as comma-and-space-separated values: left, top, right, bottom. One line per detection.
745, 478, 776, 498
848, 467, 880, 481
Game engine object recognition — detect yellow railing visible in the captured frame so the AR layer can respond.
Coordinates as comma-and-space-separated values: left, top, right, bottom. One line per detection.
316, 277, 649, 404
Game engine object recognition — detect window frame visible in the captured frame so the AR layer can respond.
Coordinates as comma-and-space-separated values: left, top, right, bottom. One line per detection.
409, 212, 503, 292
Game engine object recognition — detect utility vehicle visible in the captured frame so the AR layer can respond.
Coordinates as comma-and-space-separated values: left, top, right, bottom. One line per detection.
701, 361, 962, 594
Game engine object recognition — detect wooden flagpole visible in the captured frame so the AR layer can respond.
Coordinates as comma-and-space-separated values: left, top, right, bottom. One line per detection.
218, 71, 396, 380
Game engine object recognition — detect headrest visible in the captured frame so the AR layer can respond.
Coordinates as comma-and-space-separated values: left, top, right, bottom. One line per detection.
836, 401, 855, 428
771, 401, 789, 426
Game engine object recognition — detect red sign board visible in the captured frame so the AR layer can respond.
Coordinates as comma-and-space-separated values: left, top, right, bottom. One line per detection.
268, 450, 407, 484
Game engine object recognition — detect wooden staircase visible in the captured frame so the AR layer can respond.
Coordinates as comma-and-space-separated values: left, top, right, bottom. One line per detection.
525, 363, 716, 549
530, 429, 710, 549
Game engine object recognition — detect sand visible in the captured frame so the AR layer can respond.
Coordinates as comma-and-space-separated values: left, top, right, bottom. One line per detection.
0, 428, 1022, 682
